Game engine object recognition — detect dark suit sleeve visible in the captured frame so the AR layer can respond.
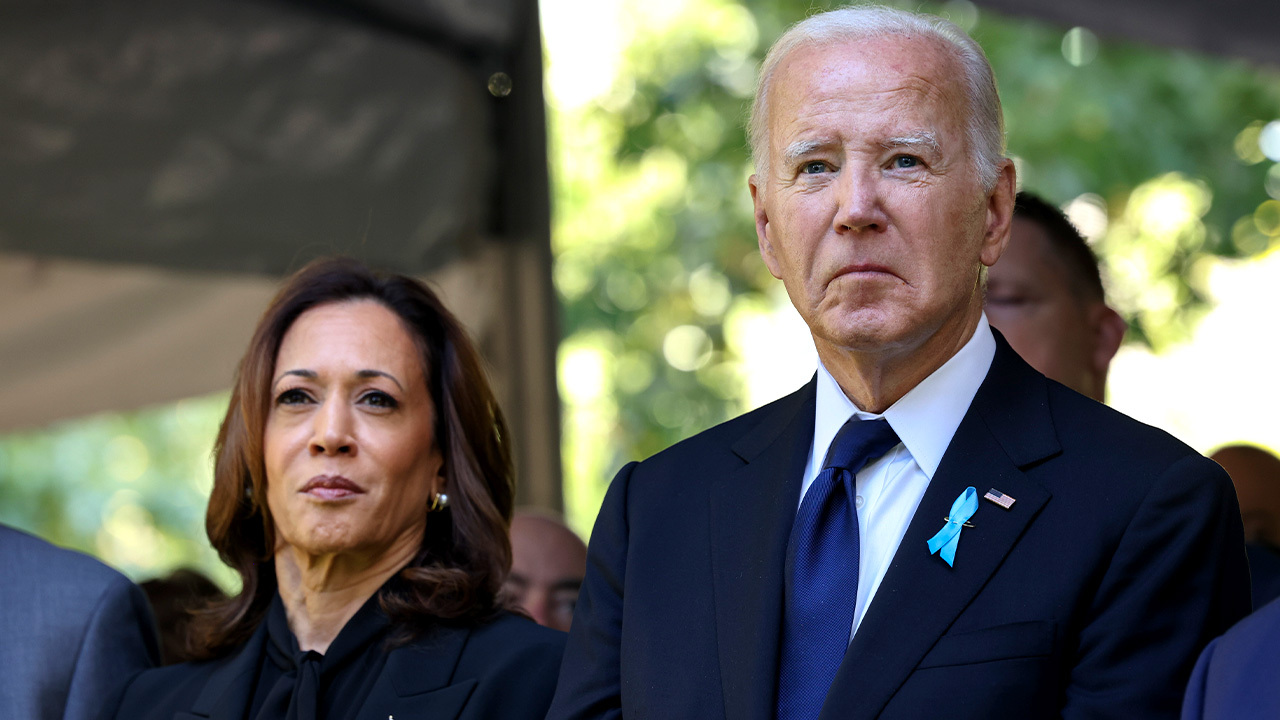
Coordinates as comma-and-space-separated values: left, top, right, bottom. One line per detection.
545, 462, 636, 720
65, 572, 160, 720
1062, 454, 1250, 719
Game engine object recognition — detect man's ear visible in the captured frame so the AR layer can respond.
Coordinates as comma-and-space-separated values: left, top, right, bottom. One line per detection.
749, 174, 783, 279
979, 160, 1017, 268
1090, 304, 1127, 374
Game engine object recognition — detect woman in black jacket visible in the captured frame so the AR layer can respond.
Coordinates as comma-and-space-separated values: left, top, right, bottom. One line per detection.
109, 257, 564, 720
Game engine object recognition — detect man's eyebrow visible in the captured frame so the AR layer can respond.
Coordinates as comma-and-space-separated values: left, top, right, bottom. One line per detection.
881, 131, 941, 154
781, 138, 834, 165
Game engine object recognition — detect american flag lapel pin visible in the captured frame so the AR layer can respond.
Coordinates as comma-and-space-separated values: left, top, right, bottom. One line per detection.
983, 488, 1016, 510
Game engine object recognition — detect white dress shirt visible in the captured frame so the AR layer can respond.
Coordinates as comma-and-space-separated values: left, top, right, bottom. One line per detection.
798, 314, 996, 640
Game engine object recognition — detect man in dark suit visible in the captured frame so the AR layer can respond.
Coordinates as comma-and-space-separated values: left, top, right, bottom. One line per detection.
546, 6, 1249, 720
0, 523, 159, 720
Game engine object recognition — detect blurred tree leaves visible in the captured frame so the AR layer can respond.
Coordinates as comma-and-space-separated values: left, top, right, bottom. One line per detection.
0, 393, 236, 588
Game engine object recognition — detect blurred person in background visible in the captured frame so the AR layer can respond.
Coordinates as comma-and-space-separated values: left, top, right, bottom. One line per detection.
985, 192, 1126, 403
108, 258, 563, 720
0, 523, 158, 720
1211, 444, 1280, 609
505, 510, 587, 632
140, 568, 228, 665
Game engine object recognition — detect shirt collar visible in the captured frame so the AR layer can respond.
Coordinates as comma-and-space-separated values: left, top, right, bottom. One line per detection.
814, 313, 996, 479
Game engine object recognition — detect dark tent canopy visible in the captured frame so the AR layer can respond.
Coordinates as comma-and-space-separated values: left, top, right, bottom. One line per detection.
0, 0, 561, 506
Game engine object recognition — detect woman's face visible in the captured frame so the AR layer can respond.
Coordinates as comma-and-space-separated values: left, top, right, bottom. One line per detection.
264, 300, 443, 559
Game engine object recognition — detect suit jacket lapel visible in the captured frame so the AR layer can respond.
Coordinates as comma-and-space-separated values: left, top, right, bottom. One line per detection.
821, 338, 1060, 720
710, 379, 816, 720
353, 623, 474, 720
182, 623, 269, 720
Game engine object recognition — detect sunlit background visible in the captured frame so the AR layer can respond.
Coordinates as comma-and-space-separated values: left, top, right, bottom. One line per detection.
2, 0, 1278, 588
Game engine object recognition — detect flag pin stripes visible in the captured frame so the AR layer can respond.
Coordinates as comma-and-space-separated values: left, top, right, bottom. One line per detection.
983, 488, 1016, 509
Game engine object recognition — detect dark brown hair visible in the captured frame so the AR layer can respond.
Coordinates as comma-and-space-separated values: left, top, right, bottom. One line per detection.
1014, 191, 1106, 302
188, 257, 516, 659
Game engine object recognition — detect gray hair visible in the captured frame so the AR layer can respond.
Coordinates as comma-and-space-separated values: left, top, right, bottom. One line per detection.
748, 5, 1005, 190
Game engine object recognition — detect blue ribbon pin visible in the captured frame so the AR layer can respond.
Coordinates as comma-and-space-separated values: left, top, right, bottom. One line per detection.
927, 486, 979, 567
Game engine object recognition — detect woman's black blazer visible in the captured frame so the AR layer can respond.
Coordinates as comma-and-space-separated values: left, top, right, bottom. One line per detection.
107, 612, 565, 720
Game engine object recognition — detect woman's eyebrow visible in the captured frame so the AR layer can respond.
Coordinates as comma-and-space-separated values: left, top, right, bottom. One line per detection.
273, 369, 317, 386
272, 368, 404, 392
357, 369, 404, 391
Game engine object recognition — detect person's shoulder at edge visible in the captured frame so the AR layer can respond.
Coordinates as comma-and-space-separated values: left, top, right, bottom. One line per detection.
0, 526, 160, 720
1182, 596, 1280, 719
1, 525, 158, 652
2, 524, 132, 588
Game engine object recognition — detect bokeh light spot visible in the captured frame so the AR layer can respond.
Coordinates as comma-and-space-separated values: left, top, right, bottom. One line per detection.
689, 266, 732, 317
1259, 121, 1280, 162
1235, 121, 1266, 164
942, 0, 979, 32
559, 338, 612, 405
605, 269, 649, 311
1232, 215, 1270, 256
1064, 193, 1108, 242
1267, 164, 1280, 201
104, 435, 149, 483
487, 71, 513, 97
1254, 200, 1280, 237
663, 325, 713, 371
1061, 27, 1098, 67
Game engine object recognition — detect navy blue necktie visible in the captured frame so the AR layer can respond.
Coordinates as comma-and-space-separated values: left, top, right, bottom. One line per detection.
776, 417, 900, 720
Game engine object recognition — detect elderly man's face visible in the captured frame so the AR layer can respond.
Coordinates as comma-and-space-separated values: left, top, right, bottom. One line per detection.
750, 37, 1011, 361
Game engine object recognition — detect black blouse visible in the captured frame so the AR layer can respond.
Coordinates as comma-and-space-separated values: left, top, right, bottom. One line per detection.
109, 581, 567, 720
248, 588, 391, 720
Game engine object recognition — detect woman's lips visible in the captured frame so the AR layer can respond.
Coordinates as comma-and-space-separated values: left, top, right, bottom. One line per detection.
301, 475, 365, 500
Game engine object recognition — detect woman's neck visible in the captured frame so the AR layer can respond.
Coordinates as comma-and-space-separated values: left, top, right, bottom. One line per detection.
273, 531, 421, 654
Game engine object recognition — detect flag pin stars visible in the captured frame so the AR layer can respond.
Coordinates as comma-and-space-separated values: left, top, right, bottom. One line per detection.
984, 488, 1016, 509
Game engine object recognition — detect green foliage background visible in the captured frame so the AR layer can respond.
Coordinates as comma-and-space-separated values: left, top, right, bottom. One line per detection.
1, 0, 1278, 576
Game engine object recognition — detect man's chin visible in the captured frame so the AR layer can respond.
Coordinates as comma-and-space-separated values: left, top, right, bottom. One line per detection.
813, 318, 914, 356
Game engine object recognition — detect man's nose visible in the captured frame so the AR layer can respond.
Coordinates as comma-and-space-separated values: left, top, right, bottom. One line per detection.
524, 589, 551, 627
310, 399, 355, 456
832, 167, 886, 234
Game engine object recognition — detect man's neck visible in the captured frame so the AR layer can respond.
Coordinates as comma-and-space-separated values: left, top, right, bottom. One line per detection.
817, 309, 982, 413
